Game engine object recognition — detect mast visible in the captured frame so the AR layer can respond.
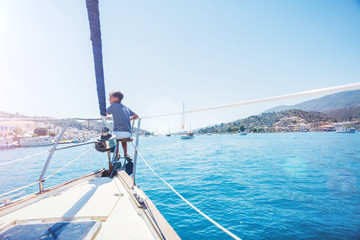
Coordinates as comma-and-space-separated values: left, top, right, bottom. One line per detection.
85, 0, 106, 117
182, 102, 185, 133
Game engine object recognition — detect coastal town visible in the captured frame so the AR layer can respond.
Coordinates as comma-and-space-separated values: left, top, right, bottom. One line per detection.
0, 119, 99, 149
1, 107, 359, 150
198, 109, 360, 134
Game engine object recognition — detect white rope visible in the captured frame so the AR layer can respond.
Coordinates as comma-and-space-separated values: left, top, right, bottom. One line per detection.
142, 82, 360, 119
44, 147, 94, 181
0, 147, 94, 200
135, 147, 242, 240
0, 149, 50, 166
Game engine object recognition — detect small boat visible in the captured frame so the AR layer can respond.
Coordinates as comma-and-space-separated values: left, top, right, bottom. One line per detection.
0, 138, 15, 149
58, 139, 73, 144
239, 132, 247, 135
180, 132, 194, 139
19, 136, 53, 147
180, 103, 194, 140
336, 127, 356, 133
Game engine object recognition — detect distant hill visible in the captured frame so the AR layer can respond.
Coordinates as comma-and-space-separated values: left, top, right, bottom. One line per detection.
325, 105, 360, 121
265, 89, 360, 113
0, 111, 30, 118
198, 109, 341, 134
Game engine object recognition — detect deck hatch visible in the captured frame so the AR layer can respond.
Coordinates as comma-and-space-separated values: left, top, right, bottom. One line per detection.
0, 220, 101, 240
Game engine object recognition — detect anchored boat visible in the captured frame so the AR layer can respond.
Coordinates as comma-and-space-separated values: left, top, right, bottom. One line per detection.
180, 103, 194, 140
19, 136, 53, 147
335, 127, 356, 133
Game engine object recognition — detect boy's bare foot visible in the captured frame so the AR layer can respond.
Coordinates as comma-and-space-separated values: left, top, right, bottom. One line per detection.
125, 154, 132, 161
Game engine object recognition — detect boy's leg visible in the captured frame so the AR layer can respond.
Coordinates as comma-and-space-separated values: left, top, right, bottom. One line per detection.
116, 141, 120, 157
122, 142, 127, 156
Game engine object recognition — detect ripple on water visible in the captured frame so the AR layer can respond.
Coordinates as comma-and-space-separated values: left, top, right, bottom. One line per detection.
1, 133, 360, 239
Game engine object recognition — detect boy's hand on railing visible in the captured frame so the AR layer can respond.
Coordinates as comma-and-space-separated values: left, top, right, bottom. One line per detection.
106, 115, 113, 119
130, 114, 139, 121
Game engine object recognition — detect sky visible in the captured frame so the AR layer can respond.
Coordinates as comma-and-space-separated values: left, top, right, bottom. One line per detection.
0, 0, 360, 133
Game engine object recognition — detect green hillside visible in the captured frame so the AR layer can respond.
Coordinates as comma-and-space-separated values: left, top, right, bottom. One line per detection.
325, 105, 360, 121
266, 89, 360, 113
198, 109, 340, 134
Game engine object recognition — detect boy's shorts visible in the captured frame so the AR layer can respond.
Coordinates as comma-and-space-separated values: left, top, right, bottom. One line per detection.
113, 131, 131, 139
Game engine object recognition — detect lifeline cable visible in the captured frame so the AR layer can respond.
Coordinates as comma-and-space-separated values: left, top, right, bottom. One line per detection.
0, 149, 50, 167
0, 180, 40, 199
133, 143, 242, 240
44, 147, 94, 181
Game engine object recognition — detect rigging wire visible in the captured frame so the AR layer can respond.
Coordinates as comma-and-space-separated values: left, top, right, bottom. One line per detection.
1, 82, 359, 122
0, 146, 94, 199
133, 142, 242, 240
142, 82, 360, 119
0, 149, 50, 167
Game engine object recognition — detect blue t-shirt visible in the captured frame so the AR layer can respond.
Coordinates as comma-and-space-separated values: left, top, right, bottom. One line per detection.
106, 103, 135, 132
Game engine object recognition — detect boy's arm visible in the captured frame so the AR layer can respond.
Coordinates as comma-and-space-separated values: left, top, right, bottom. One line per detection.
106, 105, 113, 118
106, 112, 113, 119
130, 113, 139, 121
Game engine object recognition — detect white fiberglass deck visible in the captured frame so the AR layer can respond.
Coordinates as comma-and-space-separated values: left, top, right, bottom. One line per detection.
0, 171, 179, 240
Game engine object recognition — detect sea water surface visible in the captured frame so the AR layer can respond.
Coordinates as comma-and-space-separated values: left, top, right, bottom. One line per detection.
0, 132, 359, 239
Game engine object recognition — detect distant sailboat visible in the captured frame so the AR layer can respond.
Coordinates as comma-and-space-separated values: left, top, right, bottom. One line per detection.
180, 102, 194, 139
166, 127, 171, 137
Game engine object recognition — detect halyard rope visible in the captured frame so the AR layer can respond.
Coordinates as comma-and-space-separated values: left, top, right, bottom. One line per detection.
142, 82, 360, 119
133, 143, 242, 240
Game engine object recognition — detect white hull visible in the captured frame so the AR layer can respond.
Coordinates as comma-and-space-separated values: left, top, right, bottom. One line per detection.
19, 137, 53, 147
180, 135, 193, 139
19, 142, 53, 147
336, 128, 356, 133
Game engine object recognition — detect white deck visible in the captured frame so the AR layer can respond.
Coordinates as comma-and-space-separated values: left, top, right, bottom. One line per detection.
0, 171, 179, 239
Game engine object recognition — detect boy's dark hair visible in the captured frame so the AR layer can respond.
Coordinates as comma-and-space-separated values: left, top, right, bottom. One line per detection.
110, 91, 124, 103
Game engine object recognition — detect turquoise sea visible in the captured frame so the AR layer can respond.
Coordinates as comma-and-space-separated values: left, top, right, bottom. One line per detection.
0, 132, 359, 239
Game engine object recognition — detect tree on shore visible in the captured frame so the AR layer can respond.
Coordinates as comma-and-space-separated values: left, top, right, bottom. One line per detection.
34, 127, 48, 136
239, 125, 245, 132
12, 127, 24, 137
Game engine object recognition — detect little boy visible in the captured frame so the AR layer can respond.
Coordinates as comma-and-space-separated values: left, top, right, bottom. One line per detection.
106, 91, 138, 160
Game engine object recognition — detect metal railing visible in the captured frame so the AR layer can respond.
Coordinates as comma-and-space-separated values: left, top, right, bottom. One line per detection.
38, 118, 71, 192
38, 117, 143, 192
108, 118, 142, 185
0, 117, 122, 204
